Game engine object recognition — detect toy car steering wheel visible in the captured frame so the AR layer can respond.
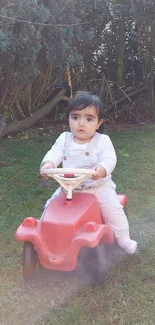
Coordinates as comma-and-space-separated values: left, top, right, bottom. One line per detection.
42, 168, 95, 200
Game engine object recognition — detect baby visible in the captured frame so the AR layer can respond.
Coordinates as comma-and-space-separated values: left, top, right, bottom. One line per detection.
40, 91, 137, 254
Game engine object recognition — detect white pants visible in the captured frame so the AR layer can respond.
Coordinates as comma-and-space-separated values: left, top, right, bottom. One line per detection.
43, 184, 130, 239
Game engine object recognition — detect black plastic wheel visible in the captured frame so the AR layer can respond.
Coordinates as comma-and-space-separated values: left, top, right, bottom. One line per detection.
86, 243, 107, 282
23, 241, 38, 281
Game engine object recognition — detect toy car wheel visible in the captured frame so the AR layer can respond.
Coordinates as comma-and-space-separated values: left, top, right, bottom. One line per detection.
86, 243, 107, 282
23, 241, 38, 281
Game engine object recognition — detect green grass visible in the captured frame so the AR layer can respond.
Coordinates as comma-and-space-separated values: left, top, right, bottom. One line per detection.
0, 126, 155, 325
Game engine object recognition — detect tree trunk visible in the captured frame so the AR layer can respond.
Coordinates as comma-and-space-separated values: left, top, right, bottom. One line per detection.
150, 23, 155, 122
0, 116, 7, 139
0, 89, 65, 140
130, 0, 155, 122
116, 6, 125, 86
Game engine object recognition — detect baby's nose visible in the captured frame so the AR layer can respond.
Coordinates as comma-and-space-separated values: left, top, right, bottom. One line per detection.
79, 118, 84, 126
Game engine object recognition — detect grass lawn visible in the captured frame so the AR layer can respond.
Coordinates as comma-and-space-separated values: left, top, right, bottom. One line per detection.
0, 126, 155, 325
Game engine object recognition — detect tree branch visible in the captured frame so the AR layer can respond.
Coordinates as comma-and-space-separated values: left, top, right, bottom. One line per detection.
0, 89, 65, 139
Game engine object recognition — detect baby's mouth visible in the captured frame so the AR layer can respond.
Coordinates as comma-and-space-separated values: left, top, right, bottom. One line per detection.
78, 129, 85, 132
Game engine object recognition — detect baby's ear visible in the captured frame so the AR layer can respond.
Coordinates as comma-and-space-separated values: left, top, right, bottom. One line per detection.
97, 121, 104, 134
97, 119, 104, 128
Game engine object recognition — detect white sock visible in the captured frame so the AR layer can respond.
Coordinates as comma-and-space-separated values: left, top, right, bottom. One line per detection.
117, 237, 137, 254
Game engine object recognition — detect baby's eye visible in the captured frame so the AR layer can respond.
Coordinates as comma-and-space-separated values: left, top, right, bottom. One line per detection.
72, 115, 78, 120
87, 117, 93, 122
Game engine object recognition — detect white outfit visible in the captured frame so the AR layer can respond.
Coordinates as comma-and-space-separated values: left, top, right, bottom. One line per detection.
41, 132, 130, 239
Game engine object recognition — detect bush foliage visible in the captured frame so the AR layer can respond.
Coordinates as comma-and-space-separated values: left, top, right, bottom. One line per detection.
0, 0, 155, 125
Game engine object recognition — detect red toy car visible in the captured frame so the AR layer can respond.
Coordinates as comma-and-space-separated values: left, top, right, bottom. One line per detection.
15, 168, 127, 281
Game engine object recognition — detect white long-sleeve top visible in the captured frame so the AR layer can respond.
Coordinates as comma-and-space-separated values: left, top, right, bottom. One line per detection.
41, 132, 117, 185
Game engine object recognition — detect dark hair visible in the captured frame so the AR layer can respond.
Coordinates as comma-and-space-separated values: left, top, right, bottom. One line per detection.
66, 91, 104, 133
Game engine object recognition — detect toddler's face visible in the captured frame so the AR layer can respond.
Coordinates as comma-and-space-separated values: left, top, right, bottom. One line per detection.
69, 106, 103, 143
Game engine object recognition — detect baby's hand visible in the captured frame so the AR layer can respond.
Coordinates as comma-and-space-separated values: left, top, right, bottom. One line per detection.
40, 162, 54, 179
91, 165, 106, 180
